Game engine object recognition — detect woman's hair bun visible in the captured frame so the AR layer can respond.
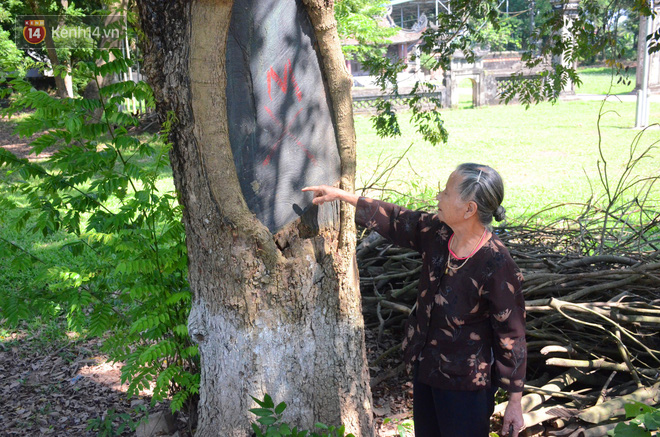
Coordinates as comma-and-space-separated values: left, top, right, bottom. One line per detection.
494, 205, 506, 222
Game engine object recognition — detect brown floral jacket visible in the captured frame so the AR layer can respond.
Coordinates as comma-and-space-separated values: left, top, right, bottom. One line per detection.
355, 197, 527, 392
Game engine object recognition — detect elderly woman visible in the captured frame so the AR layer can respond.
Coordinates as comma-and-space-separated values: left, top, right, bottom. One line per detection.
303, 163, 526, 437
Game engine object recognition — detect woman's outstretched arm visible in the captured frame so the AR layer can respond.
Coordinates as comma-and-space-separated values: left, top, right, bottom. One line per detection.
302, 185, 359, 207
303, 185, 437, 253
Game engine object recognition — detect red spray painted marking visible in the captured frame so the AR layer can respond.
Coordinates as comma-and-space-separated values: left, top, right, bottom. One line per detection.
262, 59, 316, 167
262, 107, 317, 166
261, 106, 301, 166
267, 59, 302, 102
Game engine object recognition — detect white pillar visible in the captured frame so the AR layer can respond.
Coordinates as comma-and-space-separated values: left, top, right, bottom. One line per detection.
636, 11, 652, 127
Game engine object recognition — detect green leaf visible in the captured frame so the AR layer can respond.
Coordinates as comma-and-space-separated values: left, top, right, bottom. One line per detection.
250, 408, 274, 417
62, 241, 85, 256
181, 345, 198, 359
251, 396, 268, 409
166, 291, 191, 305
611, 422, 652, 437
65, 116, 83, 134
173, 324, 188, 336
252, 424, 264, 437
274, 402, 287, 415
641, 411, 660, 431
625, 402, 655, 419
30, 133, 59, 155
371, 100, 401, 139
170, 390, 188, 412
130, 315, 161, 334
265, 428, 281, 437
258, 416, 278, 426
113, 135, 140, 150
263, 394, 275, 409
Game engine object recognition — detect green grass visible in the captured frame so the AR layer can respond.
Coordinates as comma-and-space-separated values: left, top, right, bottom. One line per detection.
355, 98, 660, 222
574, 66, 636, 95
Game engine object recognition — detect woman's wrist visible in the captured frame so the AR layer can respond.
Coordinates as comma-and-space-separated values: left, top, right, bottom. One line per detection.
340, 191, 359, 206
508, 391, 523, 403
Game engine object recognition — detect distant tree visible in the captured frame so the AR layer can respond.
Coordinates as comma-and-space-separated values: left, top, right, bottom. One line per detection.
480, 19, 523, 51
0, 29, 25, 74
0, 0, 109, 97
0, 0, 29, 75
335, 0, 398, 62
366, 0, 654, 142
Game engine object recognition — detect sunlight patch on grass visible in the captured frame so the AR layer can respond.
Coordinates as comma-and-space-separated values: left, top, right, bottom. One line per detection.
575, 66, 636, 95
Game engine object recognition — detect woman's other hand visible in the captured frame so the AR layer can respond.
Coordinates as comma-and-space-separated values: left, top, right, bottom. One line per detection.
502, 392, 524, 437
301, 185, 358, 206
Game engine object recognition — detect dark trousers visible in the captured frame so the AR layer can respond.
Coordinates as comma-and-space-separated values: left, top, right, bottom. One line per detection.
413, 370, 496, 437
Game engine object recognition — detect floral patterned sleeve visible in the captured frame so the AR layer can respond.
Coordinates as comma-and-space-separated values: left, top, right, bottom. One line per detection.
354, 197, 433, 253
487, 255, 527, 393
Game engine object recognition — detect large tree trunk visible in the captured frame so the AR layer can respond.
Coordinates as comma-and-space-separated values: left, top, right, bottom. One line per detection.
136, 1, 373, 436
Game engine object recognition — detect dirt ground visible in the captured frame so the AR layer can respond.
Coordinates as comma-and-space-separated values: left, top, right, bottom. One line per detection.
0, 114, 57, 161
0, 331, 164, 436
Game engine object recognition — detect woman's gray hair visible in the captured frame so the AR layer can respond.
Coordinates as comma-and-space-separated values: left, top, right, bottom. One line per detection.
455, 163, 506, 225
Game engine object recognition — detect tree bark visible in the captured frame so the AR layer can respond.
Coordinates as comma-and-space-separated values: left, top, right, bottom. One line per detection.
82, 1, 129, 122
136, 1, 373, 436
26, 0, 73, 98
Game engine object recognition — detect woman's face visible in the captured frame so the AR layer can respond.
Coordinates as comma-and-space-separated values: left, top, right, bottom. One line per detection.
435, 171, 469, 226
